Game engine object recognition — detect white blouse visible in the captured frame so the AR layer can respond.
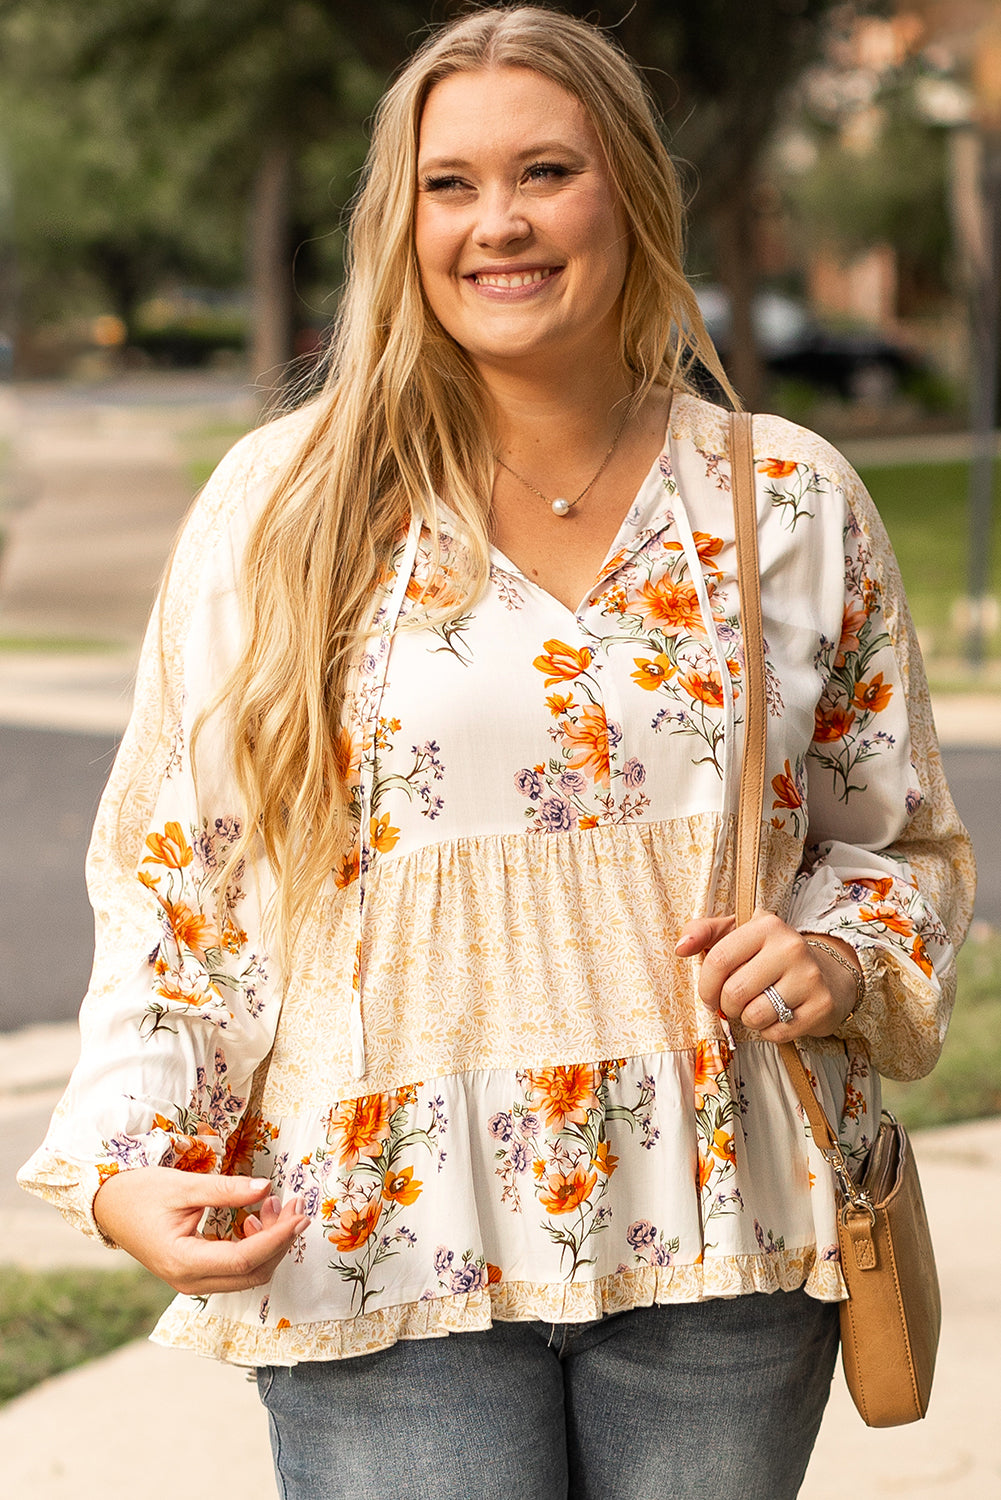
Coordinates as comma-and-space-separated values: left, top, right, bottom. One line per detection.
19, 392, 973, 1366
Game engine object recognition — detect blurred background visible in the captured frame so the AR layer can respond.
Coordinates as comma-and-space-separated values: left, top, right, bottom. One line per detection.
1, 7, 1000, 1481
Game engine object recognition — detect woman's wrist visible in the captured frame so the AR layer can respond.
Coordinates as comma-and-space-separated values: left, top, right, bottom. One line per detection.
802, 932, 865, 1031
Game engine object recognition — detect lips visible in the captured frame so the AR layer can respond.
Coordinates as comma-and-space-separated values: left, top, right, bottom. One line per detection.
468, 266, 561, 289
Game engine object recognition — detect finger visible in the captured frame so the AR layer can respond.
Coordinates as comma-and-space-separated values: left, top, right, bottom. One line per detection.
167, 1207, 310, 1295
242, 1215, 263, 1235
166, 1173, 274, 1210
675, 915, 735, 957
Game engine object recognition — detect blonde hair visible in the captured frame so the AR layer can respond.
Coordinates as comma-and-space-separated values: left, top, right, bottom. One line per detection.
207, 4, 734, 952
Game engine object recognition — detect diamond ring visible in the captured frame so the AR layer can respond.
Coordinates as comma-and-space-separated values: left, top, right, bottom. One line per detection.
763, 984, 794, 1025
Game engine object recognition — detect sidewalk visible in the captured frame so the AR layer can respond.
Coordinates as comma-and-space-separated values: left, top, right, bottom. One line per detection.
2, 379, 1000, 1495
2, 1024, 998, 1498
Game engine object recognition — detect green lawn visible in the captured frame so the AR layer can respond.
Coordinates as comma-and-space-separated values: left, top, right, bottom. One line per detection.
882, 928, 1001, 1130
859, 458, 1001, 667
0, 1266, 174, 1405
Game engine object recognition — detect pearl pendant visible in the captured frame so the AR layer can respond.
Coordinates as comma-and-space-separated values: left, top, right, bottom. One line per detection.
551, 497, 571, 517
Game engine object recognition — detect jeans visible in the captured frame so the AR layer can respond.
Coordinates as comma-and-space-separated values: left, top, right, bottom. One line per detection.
256, 1290, 839, 1500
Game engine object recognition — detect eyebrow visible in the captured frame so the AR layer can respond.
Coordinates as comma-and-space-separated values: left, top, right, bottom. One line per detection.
418, 143, 590, 172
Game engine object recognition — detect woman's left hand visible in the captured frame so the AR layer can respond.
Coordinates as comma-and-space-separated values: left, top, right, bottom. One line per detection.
675, 909, 861, 1040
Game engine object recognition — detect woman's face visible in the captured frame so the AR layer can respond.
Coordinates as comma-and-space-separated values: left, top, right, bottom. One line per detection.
414, 66, 629, 381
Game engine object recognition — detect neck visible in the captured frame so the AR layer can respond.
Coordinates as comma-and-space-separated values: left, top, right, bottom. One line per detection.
480, 358, 638, 464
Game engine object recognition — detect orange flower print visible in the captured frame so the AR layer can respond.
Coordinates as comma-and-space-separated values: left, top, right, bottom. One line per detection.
161, 901, 217, 954
853, 673, 892, 714
631, 654, 674, 691
221, 1111, 276, 1177
771, 760, 802, 812
538, 1163, 598, 1215
911, 935, 934, 978
486, 1262, 503, 1285
333, 726, 362, 784
813, 702, 856, 743
859, 901, 914, 937
327, 1199, 382, 1252
578, 814, 598, 830
758, 458, 799, 479
711, 1128, 736, 1166
326, 1093, 394, 1169
857, 876, 894, 900
335, 851, 360, 889
172, 1136, 218, 1173
677, 669, 725, 708
693, 1039, 730, 1110
370, 813, 400, 854
592, 1140, 619, 1175
528, 1065, 600, 1130
547, 692, 576, 717
382, 1166, 422, 1206
664, 531, 724, 569
697, 1151, 714, 1193
561, 704, 612, 782
835, 604, 868, 667
143, 821, 193, 869
96, 1162, 120, 1186
633, 577, 704, 635
137, 869, 160, 892
533, 639, 592, 687
276, 1318, 292, 1330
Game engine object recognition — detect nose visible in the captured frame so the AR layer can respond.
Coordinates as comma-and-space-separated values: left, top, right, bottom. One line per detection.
472, 187, 531, 250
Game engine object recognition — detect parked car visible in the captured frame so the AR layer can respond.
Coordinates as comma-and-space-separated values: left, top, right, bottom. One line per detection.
694, 285, 921, 403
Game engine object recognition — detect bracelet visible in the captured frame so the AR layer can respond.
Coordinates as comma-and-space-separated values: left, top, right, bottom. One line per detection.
805, 937, 865, 1020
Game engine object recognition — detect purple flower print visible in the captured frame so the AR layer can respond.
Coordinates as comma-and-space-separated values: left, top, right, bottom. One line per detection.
518, 1112, 540, 1139
434, 1246, 454, 1276
558, 770, 586, 795
488, 1112, 513, 1142
449, 1263, 487, 1294
621, 757, 646, 788
538, 795, 574, 831
515, 768, 542, 799
607, 720, 623, 747
508, 1141, 529, 1174
626, 1220, 657, 1250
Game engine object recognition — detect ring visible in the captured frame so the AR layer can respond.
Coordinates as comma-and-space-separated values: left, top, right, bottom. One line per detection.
763, 984, 794, 1025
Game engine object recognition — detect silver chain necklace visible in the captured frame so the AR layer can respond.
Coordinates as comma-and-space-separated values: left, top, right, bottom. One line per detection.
494, 402, 632, 517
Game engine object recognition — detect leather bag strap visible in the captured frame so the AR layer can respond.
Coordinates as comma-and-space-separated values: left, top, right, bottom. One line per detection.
729, 411, 838, 1156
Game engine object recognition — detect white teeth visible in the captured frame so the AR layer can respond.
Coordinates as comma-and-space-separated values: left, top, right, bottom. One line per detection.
473, 268, 555, 288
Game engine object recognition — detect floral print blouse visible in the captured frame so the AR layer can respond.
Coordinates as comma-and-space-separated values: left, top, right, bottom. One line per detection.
19, 393, 974, 1367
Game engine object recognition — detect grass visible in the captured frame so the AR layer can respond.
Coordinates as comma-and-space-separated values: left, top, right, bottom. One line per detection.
0, 633, 123, 653
882, 928, 1001, 1130
859, 458, 1001, 666
0, 1266, 174, 1405
181, 416, 254, 491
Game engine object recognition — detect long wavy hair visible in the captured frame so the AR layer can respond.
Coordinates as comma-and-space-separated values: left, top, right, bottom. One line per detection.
204, 4, 734, 953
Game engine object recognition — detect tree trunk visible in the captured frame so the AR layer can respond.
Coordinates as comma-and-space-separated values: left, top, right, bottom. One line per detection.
249, 137, 294, 395
712, 184, 766, 412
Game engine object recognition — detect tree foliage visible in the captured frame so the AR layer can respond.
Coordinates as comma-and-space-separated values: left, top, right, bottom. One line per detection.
0, 0, 885, 393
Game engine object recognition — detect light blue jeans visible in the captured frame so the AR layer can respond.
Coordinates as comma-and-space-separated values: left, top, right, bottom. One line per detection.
256, 1290, 839, 1500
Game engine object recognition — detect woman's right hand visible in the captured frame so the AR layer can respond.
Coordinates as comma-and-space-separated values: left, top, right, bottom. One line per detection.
93, 1166, 309, 1296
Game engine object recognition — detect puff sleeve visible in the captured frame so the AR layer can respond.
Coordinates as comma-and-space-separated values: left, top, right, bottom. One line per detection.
16, 415, 311, 1240
783, 458, 975, 1080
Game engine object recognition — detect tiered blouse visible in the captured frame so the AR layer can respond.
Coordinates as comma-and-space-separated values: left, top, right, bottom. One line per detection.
19, 393, 974, 1366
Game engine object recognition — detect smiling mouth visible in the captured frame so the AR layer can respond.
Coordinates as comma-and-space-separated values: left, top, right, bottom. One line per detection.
469, 267, 560, 289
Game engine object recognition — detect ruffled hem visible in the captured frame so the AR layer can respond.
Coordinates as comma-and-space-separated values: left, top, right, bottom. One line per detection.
150, 1249, 847, 1366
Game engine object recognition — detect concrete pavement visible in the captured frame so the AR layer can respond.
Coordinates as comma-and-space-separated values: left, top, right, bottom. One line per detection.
1, 376, 1000, 1496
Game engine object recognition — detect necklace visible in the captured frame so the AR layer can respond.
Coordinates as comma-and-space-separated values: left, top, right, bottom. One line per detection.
494, 401, 633, 518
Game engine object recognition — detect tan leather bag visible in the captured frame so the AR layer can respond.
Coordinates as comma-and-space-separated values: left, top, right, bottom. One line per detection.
729, 409, 941, 1427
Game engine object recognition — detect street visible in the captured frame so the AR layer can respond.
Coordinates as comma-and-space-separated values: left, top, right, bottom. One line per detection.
1, 722, 996, 1032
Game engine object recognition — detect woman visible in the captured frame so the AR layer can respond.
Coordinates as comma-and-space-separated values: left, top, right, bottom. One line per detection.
20, 7, 973, 1498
